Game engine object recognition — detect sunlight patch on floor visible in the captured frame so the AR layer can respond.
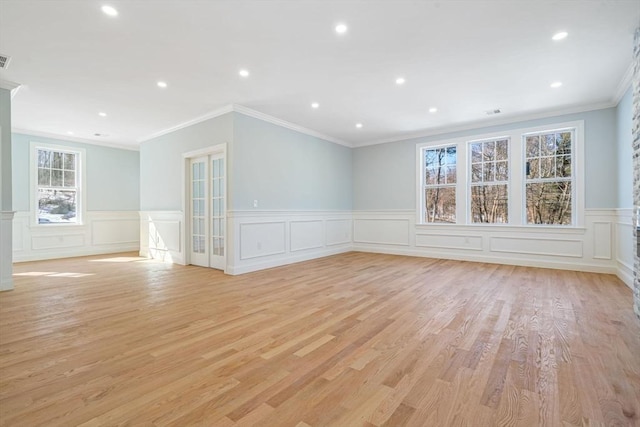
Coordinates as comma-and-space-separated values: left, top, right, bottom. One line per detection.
14, 272, 95, 278
89, 256, 148, 263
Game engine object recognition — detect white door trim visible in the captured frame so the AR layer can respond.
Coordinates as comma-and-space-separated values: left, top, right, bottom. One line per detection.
182, 143, 227, 271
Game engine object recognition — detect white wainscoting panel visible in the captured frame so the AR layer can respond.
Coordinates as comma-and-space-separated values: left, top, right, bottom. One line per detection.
416, 233, 483, 251
227, 211, 352, 275
92, 212, 139, 246
139, 211, 184, 264
290, 220, 323, 253
32, 233, 85, 250
354, 218, 410, 246
13, 211, 140, 262
240, 222, 286, 260
326, 219, 352, 246
614, 209, 634, 288
352, 209, 619, 274
592, 221, 612, 260
1, 211, 15, 291
490, 236, 583, 258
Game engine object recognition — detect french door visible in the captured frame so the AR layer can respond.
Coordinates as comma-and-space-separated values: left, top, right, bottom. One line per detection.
189, 153, 225, 270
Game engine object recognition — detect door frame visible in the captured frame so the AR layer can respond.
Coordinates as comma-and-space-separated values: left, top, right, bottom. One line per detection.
182, 143, 228, 272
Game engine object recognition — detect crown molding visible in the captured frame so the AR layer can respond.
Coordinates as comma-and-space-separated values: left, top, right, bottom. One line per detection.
354, 100, 616, 148
0, 79, 21, 99
137, 105, 234, 143
0, 79, 20, 91
612, 61, 633, 105
231, 104, 351, 147
137, 103, 351, 147
12, 128, 139, 151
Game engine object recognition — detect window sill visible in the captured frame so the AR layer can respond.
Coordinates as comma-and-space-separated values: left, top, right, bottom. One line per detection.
415, 223, 587, 234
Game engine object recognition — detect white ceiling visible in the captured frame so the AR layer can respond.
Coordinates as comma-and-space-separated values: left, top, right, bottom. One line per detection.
0, 0, 638, 149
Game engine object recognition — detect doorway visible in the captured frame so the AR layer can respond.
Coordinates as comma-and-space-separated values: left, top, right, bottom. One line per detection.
186, 146, 226, 270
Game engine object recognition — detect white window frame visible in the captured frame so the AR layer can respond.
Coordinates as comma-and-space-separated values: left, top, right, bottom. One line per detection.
522, 126, 578, 226
417, 141, 466, 225
416, 120, 584, 228
30, 141, 86, 227
467, 136, 511, 224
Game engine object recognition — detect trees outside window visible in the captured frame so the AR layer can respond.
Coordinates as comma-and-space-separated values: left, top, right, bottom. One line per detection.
470, 139, 509, 223
417, 122, 579, 226
524, 131, 573, 225
423, 146, 457, 223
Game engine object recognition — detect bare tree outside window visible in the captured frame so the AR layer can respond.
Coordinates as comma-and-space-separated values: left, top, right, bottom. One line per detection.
525, 131, 573, 225
470, 138, 509, 223
423, 146, 456, 223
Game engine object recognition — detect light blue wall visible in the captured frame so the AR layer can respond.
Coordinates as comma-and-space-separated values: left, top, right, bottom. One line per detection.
232, 113, 352, 210
140, 113, 234, 211
353, 107, 618, 210
616, 88, 633, 209
140, 112, 352, 212
12, 133, 140, 211
0, 89, 11, 211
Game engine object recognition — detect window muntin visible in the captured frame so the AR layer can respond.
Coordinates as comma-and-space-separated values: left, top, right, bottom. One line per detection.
469, 138, 509, 223
524, 130, 573, 225
422, 145, 457, 223
35, 147, 81, 225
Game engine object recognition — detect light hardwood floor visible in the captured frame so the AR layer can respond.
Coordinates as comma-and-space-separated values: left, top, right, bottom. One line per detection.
1, 252, 639, 426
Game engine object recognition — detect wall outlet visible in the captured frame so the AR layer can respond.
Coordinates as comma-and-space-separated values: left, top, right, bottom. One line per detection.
257, 242, 262, 250
253, 199, 258, 208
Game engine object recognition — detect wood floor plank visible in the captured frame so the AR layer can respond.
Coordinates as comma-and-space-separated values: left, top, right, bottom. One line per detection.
0, 251, 638, 426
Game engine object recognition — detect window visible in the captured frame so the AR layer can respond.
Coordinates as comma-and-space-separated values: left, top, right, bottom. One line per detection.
32, 143, 84, 225
416, 121, 582, 227
422, 145, 457, 223
469, 138, 509, 223
524, 130, 573, 225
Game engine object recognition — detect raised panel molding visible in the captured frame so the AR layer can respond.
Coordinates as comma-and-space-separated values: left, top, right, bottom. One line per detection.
353, 219, 410, 246
32, 234, 85, 250
416, 233, 483, 251
592, 221, 612, 260
240, 222, 286, 260
13, 211, 140, 262
139, 211, 183, 264
490, 236, 583, 258
326, 219, 351, 246
227, 211, 352, 275
290, 220, 323, 252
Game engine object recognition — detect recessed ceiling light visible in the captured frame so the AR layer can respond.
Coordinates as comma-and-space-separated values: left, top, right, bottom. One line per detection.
550, 81, 563, 88
101, 5, 118, 16
311, 102, 319, 109
157, 81, 167, 88
395, 77, 406, 85
239, 69, 250, 78
335, 23, 348, 34
98, 112, 107, 117
552, 31, 568, 41
428, 107, 438, 113
355, 123, 363, 129
67, 131, 74, 135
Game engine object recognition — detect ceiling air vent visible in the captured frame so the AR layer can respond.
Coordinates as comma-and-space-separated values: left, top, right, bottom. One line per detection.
0, 54, 11, 70
485, 109, 501, 116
